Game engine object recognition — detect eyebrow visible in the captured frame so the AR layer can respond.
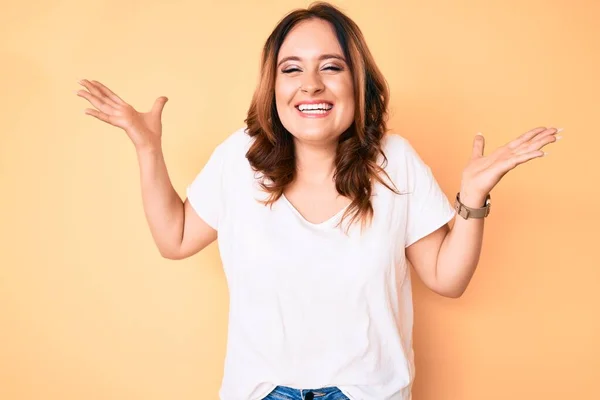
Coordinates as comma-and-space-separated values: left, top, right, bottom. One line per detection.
277, 54, 346, 67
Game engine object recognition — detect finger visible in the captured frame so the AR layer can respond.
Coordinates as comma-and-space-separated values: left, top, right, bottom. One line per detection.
471, 133, 485, 159
79, 79, 105, 99
532, 127, 561, 142
79, 79, 118, 108
91, 80, 126, 106
84, 108, 114, 124
151, 96, 169, 116
508, 127, 548, 150
502, 149, 545, 170
76, 90, 113, 114
516, 132, 560, 155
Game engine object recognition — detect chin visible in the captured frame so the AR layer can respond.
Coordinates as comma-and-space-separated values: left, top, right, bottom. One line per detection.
282, 119, 351, 146
287, 127, 341, 145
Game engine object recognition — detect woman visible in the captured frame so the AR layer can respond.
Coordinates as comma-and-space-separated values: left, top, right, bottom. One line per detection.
75, 2, 560, 400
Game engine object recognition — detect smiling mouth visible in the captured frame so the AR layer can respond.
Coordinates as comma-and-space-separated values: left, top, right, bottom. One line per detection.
295, 103, 334, 115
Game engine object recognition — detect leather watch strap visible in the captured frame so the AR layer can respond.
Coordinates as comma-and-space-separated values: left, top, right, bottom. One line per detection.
454, 192, 491, 219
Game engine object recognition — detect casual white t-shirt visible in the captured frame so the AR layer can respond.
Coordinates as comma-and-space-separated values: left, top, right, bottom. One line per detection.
186, 127, 456, 400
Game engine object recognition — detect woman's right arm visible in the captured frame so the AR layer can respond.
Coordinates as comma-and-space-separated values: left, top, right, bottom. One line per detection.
77, 79, 216, 259
137, 147, 217, 259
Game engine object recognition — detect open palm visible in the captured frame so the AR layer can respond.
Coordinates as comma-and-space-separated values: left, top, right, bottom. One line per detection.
461, 126, 562, 196
76, 79, 168, 150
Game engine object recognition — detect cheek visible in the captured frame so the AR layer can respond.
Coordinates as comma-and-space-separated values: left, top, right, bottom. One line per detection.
274, 79, 299, 131
275, 78, 297, 107
333, 78, 355, 116
328, 75, 353, 99
343, 78, 355, 105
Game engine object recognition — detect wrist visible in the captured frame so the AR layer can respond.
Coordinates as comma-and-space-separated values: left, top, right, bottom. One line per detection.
135, 142, 163, 157
458, 189, 488, 208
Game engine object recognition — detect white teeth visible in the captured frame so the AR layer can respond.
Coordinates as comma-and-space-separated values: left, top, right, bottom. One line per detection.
297, 103, 333, 111
300, 109, 329, 114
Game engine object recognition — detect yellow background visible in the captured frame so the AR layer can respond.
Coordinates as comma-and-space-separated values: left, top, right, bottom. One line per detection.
1, 0, 598, 399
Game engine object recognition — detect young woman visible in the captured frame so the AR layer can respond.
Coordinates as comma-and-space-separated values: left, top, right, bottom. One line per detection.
75, 2, 560, 399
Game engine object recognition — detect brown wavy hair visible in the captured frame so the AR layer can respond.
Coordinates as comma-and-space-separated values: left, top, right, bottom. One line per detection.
245, 1, 399, 230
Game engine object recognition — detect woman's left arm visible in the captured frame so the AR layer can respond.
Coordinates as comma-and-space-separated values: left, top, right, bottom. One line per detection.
408, 126, 562, 298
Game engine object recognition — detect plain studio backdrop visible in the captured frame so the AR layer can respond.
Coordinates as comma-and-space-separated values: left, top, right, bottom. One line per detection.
0, 0, 598, 399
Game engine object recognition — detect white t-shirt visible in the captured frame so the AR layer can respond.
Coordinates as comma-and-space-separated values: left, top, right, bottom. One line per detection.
186, 127, 456, 400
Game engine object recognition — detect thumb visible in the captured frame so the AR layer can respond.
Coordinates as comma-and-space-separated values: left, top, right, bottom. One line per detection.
472, 132, 485, 159
152, 96, 169, 116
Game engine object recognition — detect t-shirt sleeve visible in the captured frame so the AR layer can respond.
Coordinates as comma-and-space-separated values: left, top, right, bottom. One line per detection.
403, 139, 456, 248
185, 143, 227, 231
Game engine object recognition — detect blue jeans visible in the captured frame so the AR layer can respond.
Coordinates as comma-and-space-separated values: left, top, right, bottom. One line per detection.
263, 385, 349, 400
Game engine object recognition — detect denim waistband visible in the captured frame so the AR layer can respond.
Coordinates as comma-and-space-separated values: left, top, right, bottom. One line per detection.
264, 385, 348, 400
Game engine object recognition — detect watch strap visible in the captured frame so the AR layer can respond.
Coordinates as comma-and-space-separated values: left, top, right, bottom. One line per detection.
454, 192, 491, 219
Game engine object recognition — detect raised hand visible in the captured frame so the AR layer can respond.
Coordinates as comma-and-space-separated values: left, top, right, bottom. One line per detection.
76, 79, 169, 151
460, 126, 562, 204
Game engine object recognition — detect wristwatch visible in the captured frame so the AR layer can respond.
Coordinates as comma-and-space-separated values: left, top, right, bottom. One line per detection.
454, 192, 491, 219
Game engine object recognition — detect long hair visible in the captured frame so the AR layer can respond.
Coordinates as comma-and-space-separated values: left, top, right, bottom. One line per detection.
245, 1, 399, 230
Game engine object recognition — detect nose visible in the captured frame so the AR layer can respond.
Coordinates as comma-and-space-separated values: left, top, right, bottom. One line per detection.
300, 71, 324, 95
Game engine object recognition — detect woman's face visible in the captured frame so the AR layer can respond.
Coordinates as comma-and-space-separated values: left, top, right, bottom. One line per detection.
275, 18, 355, 146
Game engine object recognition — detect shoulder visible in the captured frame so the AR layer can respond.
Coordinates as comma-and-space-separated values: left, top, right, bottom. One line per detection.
205, 127, 255, 170
378, 132, 432, 191
380, 132, 426, 166
380, 132, 416, 167
381, 132, 409, 154
214, 126, 253, 156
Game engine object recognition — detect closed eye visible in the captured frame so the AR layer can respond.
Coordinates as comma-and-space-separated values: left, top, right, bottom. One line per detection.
282, 65, 343, 74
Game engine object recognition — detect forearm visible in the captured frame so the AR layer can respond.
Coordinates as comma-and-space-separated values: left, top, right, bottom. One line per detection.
136, 146, 185, 256
435, 189, 487, 297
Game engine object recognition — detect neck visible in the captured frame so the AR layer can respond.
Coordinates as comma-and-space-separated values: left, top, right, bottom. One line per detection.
294, 139, 337, 184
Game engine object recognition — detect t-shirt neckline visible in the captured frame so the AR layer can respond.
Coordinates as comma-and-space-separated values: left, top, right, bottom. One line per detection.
280, 193, 349, 229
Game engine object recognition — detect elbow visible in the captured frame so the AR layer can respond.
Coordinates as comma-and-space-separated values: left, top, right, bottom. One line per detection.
158, 246, 184, 260
434, 285, 466, 299
443, 289, 466, 299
